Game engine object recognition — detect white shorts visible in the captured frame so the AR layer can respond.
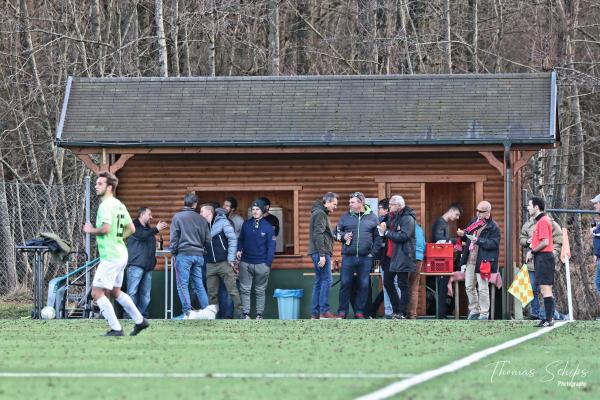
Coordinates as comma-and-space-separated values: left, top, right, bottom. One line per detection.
92, 258, 128, 290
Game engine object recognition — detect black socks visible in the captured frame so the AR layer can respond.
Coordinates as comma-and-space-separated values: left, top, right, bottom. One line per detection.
543, 296, 554, 321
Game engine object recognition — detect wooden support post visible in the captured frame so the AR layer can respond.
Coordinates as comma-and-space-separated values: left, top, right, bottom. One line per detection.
478, 151, 504, 176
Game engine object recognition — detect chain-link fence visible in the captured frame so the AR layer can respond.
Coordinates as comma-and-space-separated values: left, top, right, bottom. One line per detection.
0, 179, 98, 297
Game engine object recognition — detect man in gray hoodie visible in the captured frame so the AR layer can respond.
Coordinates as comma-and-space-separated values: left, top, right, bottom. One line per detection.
170, 192, 211, 317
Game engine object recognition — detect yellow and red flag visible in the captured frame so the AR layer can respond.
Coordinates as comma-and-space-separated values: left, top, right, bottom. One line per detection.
508, 264, 534, 306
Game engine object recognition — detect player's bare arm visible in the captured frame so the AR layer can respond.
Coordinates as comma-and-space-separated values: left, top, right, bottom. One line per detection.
83, 222, 111, 236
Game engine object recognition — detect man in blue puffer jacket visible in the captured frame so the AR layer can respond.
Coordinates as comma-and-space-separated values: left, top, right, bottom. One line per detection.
199, 204, 242, 318
335, 192, 382, 319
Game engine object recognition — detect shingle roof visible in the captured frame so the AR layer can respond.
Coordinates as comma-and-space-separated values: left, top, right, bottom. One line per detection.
56, 73, 557, 147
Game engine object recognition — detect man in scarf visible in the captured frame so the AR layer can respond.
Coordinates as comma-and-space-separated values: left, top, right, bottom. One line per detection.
457, 201, 500, 320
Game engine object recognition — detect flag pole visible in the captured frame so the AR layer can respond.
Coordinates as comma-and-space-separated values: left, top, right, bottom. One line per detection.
560, 228, 574, 321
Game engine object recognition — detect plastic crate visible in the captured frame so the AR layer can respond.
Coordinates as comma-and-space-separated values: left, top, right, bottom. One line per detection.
424, 257, 453, 273
424, 243, 454, 273
425, 243, 454, 258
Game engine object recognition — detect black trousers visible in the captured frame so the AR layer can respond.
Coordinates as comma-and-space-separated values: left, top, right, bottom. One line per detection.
383, 266, 409, 315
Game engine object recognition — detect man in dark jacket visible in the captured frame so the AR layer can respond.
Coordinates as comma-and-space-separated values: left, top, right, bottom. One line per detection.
431, 203, 462, 319
591, 194, 600, 318
170, 193, 212, 317
199, 204, 242, 318
380, 195, 416, 319
126, 207, 167, 317
236, 199, 277, 319
308, 192, 338, 319
336, 192, 382, 319
458, 200, 500, 320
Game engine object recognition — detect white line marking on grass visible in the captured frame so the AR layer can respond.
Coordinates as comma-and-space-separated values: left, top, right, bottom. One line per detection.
0, 372, 414, 380
356, 321, 571, 400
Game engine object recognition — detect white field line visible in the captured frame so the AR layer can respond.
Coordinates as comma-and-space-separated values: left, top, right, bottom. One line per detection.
356, 320, 571, 400
0, 372, 414, 380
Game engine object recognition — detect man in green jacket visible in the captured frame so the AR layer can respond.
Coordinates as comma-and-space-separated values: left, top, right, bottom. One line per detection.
308, 192, 339, 319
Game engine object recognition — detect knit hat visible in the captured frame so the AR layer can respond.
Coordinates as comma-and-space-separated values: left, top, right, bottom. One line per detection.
251, 198, 267, 213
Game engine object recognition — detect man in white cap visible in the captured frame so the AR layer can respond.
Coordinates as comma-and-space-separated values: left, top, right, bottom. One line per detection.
591, 194, 600, 308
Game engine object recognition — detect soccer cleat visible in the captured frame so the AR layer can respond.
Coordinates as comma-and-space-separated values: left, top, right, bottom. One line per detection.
104, 329, 124, 337
131, 318, 150, 336
391, 313, 406, 320
319, 311, 339, 320
355, 313, 365, 319
255, 314, 264, 320
536, 320, 554, 328
337, 312, 346, 319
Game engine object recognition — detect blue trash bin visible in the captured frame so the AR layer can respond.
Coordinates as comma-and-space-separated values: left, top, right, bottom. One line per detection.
273, 289, 304, 320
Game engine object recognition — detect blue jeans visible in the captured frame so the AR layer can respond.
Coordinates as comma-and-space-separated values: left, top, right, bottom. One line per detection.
338, 255, 372, 316
218, 278, 235, 319
595, 259, 600, 296
310, 253, 332, 315
174, 255, 208, 313
529, 271, 541, 318
126, 265, 152, 317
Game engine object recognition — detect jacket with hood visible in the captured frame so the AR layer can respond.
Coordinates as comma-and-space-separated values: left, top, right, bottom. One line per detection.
459, 217, 501, 273
520, 216, 563, 271
384, 206, 417, 272
127, 218, 159, 271
206, 208, 238, 264
308, 200, 334, 256
336, 205, 382, 258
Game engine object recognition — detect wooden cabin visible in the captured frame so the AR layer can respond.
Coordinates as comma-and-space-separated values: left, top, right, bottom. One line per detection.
56, 73, 558, 319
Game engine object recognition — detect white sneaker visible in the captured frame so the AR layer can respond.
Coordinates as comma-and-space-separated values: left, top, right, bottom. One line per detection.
478, 313, 489, 320
255, 314, 264, 320
243, 313, 251, 320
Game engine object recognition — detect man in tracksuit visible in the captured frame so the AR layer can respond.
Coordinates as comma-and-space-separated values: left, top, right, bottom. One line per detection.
236, 199, 277, 320
199, 204, 242, 318
336, 192, 382, 319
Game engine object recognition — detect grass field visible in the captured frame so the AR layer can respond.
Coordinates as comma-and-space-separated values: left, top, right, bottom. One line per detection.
0, 319, 597, 399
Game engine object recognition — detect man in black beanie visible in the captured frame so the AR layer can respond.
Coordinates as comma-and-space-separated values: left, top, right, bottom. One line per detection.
236, 199, 277, 319
259, 197, 280, 237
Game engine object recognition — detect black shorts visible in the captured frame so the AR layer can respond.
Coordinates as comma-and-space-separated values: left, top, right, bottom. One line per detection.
534, 252, 555, 285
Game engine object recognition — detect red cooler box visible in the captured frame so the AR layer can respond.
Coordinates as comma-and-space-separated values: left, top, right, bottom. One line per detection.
424, 243, 453, 273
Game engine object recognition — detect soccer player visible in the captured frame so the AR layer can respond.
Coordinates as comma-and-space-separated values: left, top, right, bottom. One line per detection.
83, 172, 149, 336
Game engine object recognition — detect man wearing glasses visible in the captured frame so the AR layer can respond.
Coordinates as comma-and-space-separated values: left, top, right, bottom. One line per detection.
336, 192, 382, 319
457, 201, 500, 320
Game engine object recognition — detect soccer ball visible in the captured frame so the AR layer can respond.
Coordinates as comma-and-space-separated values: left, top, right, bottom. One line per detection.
41, 306, 56, 320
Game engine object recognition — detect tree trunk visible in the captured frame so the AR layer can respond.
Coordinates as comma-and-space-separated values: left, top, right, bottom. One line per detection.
267, 0, 280, 75
171, 0, 180, 77
155, 0, 169, 77
469, 0, 478, 73
442, 0, 451, 73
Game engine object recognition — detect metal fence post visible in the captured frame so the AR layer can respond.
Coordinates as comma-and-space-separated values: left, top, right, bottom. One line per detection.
85, 176, 91, 297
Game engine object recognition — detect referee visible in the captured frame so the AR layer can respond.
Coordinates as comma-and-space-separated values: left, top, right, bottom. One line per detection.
526, 197, 555, 328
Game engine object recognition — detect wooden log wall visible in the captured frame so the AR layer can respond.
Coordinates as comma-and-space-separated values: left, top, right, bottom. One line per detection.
116, 152, 507, 270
